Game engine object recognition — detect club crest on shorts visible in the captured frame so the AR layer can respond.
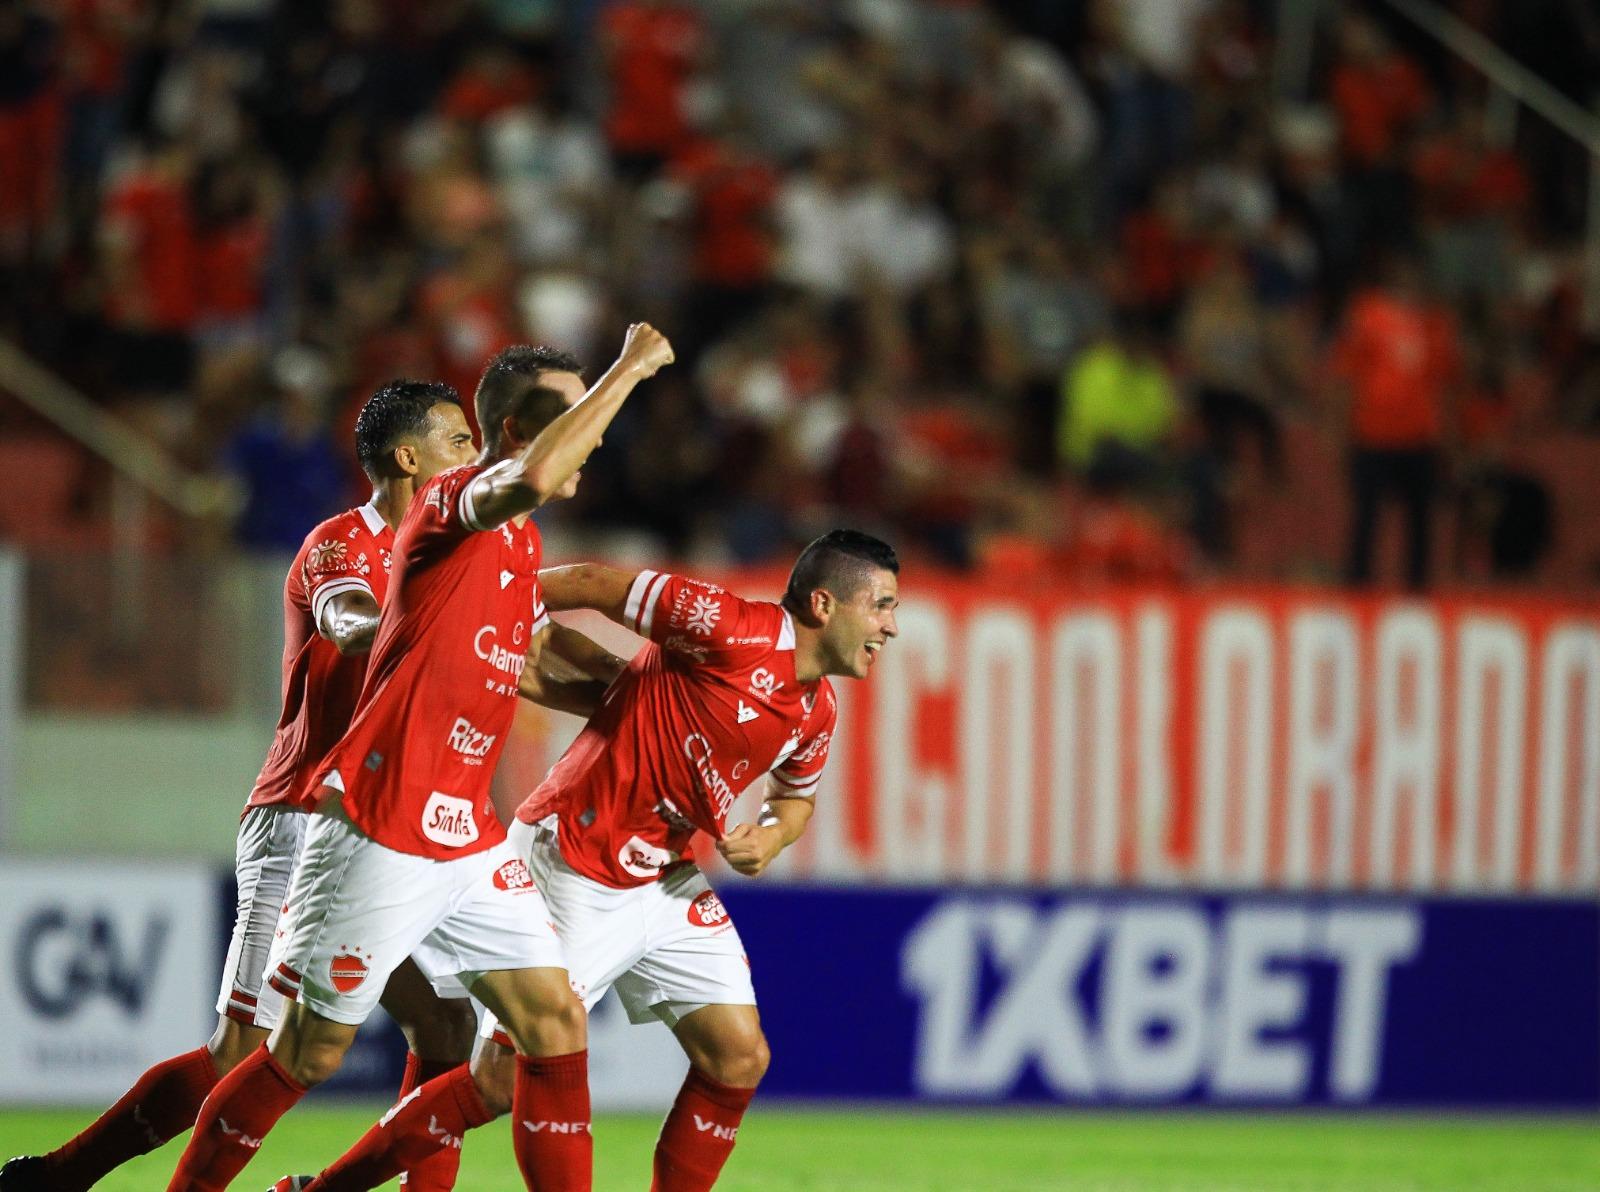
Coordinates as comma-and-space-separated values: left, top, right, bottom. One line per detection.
688, 889, 730, 929
329, 948, 371, 994
493, 857, 536, 893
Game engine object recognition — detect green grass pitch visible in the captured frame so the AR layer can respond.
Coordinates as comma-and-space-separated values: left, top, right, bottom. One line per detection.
2, 1106, 1596, 1191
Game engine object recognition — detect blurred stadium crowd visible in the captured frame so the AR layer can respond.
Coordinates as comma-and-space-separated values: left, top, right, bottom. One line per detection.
2, 0, 1599, 587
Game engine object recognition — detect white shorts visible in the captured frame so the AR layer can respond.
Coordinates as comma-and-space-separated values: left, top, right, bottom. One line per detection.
481, 817, 756, 1045
266, 807, 566, 1026
216, 805, 307, 1030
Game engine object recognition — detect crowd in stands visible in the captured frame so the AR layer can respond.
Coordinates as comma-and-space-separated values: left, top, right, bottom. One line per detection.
2, 0, 1599, 590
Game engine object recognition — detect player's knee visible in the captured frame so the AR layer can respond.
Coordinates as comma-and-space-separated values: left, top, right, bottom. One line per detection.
206, 1019, 267, 1075
497, 978, 586, 1055
702, 1028, 770, 1089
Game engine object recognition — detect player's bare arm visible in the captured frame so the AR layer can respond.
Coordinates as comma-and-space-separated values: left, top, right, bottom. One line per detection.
466, 323, 674, 528
537, 562, 637, 622
717, 781, 815, 877
515, 622, 619, 718
317, 589, 382, 656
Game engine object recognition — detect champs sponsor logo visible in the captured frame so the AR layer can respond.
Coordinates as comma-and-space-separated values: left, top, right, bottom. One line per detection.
664, 635, 709, 662
493, 858, 536, 893
683, 733, 741, 819
791, 730, 831, 765
474, 625, 527, 681
687, 889, 730, 930
422, 791, 480, 848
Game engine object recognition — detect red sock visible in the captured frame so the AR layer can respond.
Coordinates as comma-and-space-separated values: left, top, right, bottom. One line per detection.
511, 1050, 591, 1191
651, 1068, 756, 1192
306, 1064, 490, 1192
166, 1045, 306, 1192
43, 1045, 219, 1191
397, 1054, 467, 1192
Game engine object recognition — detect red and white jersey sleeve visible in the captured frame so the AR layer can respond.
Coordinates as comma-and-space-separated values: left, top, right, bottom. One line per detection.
246, 503, 393, 812
768, 683, 836, 797
518, 572, 837, 888
309, 465, 547, 859
623, 569, 780, 670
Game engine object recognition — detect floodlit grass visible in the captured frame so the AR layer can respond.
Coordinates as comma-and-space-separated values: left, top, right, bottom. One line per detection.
2, 1106, 1596, 1191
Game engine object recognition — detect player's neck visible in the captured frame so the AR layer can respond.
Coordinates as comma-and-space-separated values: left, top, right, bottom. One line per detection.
369, 481, 411, 531
791, 628, 827, 685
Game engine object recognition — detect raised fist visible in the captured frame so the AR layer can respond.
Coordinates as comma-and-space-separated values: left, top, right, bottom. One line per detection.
618, 322, 675, 378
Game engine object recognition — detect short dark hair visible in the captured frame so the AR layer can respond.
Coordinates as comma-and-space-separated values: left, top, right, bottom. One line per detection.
475, 345, 584, 455
782, 530, 899, 616
354, 379, 461, 480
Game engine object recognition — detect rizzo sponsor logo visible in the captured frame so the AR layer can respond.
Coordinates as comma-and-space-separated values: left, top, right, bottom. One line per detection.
448, 716, 497, 763
494, 859, 536, 893
422, 792, 480, 848
329, 952, 369, 994
688, 890, 730, 929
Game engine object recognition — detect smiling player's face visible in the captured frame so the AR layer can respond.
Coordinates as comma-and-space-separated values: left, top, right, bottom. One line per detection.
821, 568, 900, 679
411, 402, 477, 485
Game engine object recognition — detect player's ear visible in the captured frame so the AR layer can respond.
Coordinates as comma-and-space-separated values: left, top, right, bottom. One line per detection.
501, 414, 525, 451
810, 588, 835, 622
393, 443, 420, 477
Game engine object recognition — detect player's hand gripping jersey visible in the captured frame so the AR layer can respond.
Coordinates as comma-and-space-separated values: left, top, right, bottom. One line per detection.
310, 465, 549, 859
246, 502, 393, 813
518, 570, 837, 887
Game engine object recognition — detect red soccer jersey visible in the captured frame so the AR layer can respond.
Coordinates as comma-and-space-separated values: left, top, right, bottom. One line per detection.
312, 465, 549, 859
246, 503, 393, 813
517, 570, 837, 889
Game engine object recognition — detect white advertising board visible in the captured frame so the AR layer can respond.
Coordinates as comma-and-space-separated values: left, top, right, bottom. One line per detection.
0, 861, 218, 1104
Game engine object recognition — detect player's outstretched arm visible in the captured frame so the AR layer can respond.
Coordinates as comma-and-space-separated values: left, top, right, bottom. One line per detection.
318, 590, 383, 656
516, 622, 623, 718
537, 563, 638, 624
717, 782, 815, 877
466, 323, 674, 529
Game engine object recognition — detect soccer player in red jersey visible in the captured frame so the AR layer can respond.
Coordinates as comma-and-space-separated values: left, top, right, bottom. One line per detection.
163, 325, 675, 1192
274, 530, 900, 1192
0, 381, 481, 1192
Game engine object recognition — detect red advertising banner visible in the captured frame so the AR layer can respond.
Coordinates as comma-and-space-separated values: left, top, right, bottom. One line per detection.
523, 576, 1600, 895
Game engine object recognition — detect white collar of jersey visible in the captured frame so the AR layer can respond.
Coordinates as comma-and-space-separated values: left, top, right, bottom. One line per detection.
777, 610, 796, 651
357, 501, 385, 536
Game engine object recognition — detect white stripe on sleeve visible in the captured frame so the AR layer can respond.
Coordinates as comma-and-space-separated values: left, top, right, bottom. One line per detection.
310, 577, 374, 628
624, 569, 658, 632
458, 476, 489, 532
637, 571, 671, 638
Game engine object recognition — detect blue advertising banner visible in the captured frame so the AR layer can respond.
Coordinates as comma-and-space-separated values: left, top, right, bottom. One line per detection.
719, 887, 1600, 1108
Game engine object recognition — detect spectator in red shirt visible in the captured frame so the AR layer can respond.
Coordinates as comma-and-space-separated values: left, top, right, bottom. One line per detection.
673, 133, 779, 359
1332, 252, 1461, 588
1328, 13, 1429, 169
601, 0, 703, 179
99, 138, 201, 392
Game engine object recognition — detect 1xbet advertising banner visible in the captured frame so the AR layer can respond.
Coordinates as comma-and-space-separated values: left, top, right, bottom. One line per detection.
721, 886, 1600, 1108
0, 862, 218, 1104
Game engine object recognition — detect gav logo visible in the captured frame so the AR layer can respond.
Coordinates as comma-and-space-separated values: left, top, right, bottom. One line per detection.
15, 907, 169, 1018
902, 899, 1421, 1103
